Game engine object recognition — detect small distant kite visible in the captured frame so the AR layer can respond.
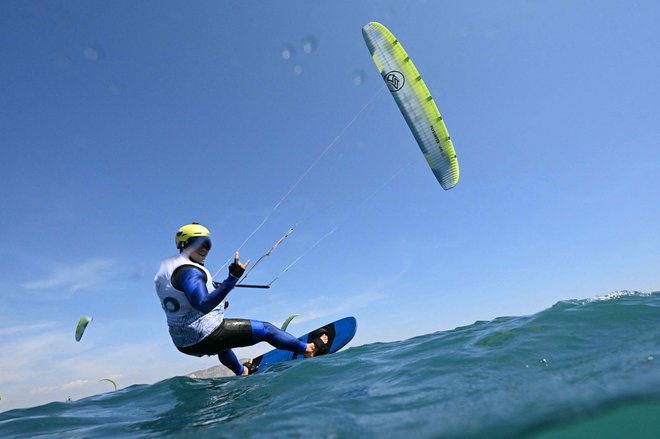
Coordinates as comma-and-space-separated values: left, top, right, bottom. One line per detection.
99, 378, 117, 391
362, 22, 460, 190
280, 314, 300, 331
75, 316, 92, 342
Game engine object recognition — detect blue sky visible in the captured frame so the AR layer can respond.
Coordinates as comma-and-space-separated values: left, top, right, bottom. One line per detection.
1, 0, 659, 410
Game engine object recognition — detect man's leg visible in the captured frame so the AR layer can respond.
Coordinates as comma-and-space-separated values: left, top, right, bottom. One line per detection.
250, 320, 307, 354
218, 349, 244, 376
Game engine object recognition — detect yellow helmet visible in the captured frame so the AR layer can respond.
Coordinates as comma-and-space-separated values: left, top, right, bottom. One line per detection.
175, 223, 211, 251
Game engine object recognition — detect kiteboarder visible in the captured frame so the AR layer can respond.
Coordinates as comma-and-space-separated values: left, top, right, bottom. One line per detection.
154, 223, 328, 376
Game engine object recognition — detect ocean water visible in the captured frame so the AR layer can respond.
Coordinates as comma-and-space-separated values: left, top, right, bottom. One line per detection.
1, 291, 659, 438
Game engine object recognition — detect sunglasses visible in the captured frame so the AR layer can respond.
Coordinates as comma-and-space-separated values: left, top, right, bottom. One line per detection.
187, 236, 212, 251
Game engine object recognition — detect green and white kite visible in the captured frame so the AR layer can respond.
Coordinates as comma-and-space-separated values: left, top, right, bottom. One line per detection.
75, 316, 92, 342
362, 22, 460, 190
99, 377, 117, 391
280, 314, 300, 331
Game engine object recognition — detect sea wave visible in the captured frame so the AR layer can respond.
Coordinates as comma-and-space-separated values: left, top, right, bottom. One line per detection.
1, 291, 659, 438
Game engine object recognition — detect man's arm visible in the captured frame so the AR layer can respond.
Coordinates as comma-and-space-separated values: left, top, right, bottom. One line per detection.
172, 267, 239, 314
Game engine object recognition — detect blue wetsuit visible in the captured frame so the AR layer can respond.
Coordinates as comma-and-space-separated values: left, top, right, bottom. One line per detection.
173, 267, 307, 375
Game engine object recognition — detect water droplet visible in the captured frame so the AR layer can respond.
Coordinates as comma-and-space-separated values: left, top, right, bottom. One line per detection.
53, 54, 72, 66
293, 65, 303, 75
301, 35, 317, 54
281, 45, 294, 61
352, 71, 366, 86
84, 47, 99, 62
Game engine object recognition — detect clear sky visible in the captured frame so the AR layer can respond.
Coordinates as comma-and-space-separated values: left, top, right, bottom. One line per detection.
1, 0, 659, 411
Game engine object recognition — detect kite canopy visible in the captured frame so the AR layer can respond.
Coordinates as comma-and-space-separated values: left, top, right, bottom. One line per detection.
75, 316, 92, 342
280, 314, 300, 331
99, 378, 117, 391
362, 22, 459, 190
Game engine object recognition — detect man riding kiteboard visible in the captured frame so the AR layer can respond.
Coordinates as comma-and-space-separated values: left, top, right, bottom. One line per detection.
154, 223, 327, 375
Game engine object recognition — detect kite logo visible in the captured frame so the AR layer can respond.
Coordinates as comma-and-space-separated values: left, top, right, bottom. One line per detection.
430, 125, 441, 145
162, 297, 181, 313
384, 71, 405, 92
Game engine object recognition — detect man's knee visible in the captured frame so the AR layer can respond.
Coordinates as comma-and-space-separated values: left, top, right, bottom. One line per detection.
263, 321, 278, 336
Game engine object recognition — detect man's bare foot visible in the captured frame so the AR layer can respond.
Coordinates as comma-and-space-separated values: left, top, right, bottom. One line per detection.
241, 359, 253, 376
303, 333, 329, 358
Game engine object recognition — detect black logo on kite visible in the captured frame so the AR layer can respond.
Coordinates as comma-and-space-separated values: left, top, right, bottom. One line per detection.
430, 125, 441, 145
384, 71, 405, 92
162, 297, 180, 313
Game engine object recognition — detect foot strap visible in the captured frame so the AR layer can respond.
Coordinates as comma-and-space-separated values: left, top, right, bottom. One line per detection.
242, 361, 259, 375
311, 328, 330, 355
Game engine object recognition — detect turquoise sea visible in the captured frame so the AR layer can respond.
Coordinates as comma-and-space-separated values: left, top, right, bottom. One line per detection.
1, 291, 659, 438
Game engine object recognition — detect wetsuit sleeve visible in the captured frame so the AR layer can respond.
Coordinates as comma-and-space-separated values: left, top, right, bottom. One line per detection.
172, 267, 239, 314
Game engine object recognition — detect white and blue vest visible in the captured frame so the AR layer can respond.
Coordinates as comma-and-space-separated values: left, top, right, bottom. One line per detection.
154, 254, 225, 347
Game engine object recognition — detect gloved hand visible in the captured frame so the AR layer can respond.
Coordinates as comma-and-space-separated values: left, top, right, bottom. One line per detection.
228, 251, 250, 278
229, 261, 245, 278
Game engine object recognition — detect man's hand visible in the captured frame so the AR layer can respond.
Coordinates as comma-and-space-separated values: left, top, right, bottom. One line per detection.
229, 251, 250, 278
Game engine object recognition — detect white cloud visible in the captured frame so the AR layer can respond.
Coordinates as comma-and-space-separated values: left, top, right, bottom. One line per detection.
292, 290, 388, 325
21, 259, 119, 293
32, 379, 91, 394
0, 321, 58, 338
1, 330, 76, 384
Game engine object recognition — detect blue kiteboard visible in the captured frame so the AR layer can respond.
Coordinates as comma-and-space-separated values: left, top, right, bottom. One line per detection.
250, 316, 357, 372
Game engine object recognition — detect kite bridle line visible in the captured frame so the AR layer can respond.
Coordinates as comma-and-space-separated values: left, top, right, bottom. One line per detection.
213, 87, 385, 279
237, 224, 297, 285
266, 159, 412, 287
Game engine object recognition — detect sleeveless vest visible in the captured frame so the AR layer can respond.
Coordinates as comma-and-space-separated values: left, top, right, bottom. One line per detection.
154, 254, 225, 347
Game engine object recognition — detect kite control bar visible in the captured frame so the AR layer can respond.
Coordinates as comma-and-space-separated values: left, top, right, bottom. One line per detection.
213, 281, 270, 289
